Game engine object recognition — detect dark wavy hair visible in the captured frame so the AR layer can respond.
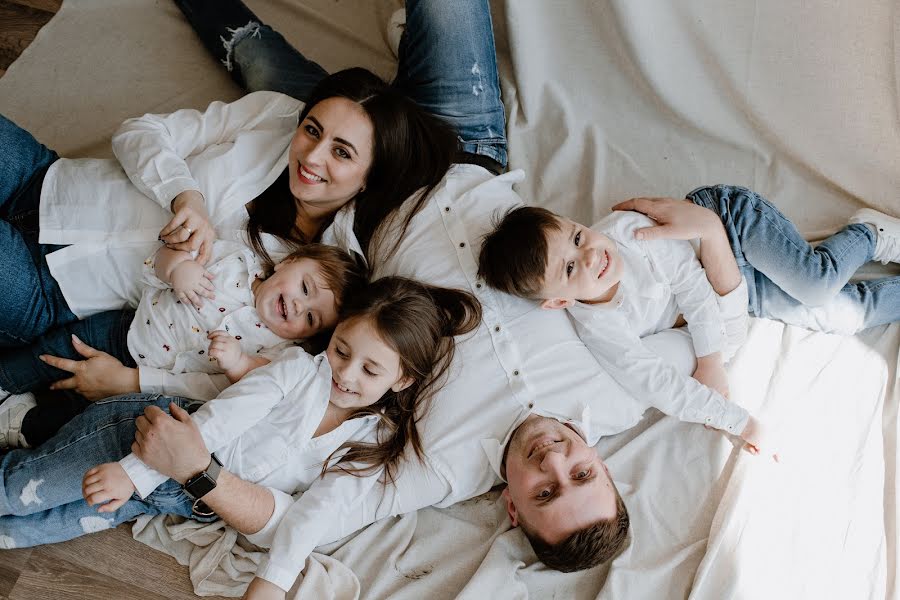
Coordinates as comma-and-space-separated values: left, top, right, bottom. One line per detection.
325, 276, 482, 484
247, 67, 457, 267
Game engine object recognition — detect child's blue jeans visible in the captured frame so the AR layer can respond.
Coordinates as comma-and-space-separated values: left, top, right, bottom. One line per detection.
0, 394, 215, 549
688, 185, 899, 334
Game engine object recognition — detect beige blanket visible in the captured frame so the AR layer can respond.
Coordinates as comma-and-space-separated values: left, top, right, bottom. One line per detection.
1, 1, 897, 598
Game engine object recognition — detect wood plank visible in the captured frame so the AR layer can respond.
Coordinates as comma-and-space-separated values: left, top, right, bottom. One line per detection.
0, 1, 56, 70
34, 524, 231, 600
0, 547, 33, 598
5, 0, 61, 13
9, 550, 173, 600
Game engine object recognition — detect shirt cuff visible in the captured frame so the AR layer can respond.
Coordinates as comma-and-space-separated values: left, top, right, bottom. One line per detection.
717, 276, 748, 318
255, 553, 304, 593
119, 452, 169, 499
243, 487, 295, 549
152, 178, 202, 211
690, 323, 726, 358
705, 402, 750, 436
138, 366, 166, 394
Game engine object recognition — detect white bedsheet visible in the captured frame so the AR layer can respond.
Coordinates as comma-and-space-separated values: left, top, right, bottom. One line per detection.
1, 1, 897, 598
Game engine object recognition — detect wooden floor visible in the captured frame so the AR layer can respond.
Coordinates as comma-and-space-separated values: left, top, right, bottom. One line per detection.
0, 2, 229, 598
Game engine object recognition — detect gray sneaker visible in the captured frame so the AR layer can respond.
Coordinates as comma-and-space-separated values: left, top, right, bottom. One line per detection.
0, 393, 36, 450
849, 208, 900, 264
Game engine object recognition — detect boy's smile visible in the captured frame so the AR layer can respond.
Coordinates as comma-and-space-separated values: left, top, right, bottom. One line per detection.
539, 216, 623, 306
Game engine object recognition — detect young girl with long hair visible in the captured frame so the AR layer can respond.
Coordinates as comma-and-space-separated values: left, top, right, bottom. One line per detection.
0, 277, 481, 550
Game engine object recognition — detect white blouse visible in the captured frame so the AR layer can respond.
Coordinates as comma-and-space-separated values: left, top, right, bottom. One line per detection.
37, 91, 302, 318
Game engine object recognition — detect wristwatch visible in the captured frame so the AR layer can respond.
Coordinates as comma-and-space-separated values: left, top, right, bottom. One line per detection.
183, 453, 222, 501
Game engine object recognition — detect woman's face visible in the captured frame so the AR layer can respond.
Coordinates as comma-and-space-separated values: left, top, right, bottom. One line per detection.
288, 96, 375, 214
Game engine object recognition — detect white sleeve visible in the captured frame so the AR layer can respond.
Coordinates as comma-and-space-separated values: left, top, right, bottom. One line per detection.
138, 366, 231, 402
717, 277, 749, 363
111, 91, 302, 209
571, 305, 748, 434
646, 238, 726, 357
121, 347, 317, 498
252, 456, 452, 592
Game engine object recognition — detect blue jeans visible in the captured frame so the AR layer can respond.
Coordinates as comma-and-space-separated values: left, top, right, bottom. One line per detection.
174, 0, 508, 168
688, 185, 900, 334
0, 309, 137, 447
0, 394, 215, 548
0, 114, 76, 348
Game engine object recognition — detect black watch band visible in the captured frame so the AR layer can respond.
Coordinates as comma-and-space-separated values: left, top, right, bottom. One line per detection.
183, 453, 222, 501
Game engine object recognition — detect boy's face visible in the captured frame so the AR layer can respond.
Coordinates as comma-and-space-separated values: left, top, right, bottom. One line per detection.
539, 217, 623, 307
254, 257, 339, 340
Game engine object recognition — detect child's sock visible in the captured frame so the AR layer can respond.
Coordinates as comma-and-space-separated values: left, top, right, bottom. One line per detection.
849, 208, 900, 264
0, 393, 36, 450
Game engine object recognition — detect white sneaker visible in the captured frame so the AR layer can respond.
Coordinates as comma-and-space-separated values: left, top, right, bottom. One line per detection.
387, 8, 406, 59
850, 208, 900, 264
0, 393, 36, 450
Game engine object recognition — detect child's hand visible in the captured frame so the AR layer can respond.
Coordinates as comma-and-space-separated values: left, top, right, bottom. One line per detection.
170, 259, 215, 309
740, 415, 779, 462
208, 330, 248, 381
693, 352, 730, 399
82, 462, 137, 513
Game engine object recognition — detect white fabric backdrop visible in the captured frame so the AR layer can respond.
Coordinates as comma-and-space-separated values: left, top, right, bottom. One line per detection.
0, 1, 897, 599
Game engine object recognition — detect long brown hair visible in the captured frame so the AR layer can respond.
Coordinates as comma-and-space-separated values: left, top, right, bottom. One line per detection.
325, 276, 482, 484
247, 68, 457, 268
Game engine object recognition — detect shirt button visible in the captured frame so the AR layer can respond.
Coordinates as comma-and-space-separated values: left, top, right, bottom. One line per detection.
513, 369, 520, 376
528, 402, 534, 409
476, 283, 482, 289
494, 325, 501, 332
444, 206, 450, 212
459, 242, 466, 248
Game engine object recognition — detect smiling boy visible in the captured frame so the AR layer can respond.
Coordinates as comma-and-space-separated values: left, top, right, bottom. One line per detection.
478, 207, 764, 453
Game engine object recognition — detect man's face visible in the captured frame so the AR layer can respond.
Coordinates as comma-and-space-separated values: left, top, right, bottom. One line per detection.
503, 415, 618, 544
539, 216, 622, 307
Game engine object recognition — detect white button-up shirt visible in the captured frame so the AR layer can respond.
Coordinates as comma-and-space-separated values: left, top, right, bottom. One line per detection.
120, 348, 378, 501
37, 91, 300, 318
565, 211, 749, 435
130, 241, 296, 401
252, 165, 714, 591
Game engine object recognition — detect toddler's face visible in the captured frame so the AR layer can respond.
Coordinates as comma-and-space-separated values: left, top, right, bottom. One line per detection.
254, 257, 339, 339
539, 216, 622, 305
325, 316, 413, 410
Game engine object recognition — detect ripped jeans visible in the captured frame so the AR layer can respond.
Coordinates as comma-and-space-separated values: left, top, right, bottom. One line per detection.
0, 394, 215, 549
174, 0, 508, 169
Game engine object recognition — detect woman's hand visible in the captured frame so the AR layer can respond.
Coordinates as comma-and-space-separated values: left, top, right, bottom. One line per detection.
40, 335, 140, 400
611, 197, 724, 241
132, 402, 210, 484
82, 462, 137, 513
243, 577, 287, 600
160, 190, 216, 265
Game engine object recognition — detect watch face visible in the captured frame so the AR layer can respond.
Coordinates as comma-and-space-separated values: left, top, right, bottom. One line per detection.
185, 472, 216, 500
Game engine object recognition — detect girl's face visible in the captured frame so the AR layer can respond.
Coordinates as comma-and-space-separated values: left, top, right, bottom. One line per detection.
326, 316, 413, 410
288, 96, 375, 214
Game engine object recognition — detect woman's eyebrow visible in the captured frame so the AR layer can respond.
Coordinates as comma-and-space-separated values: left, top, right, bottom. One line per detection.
307, 115, 359, 156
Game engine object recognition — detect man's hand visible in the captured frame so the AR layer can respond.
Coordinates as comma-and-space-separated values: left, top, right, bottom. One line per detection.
243, 577, 287, 600
692, 352, 730, 399
41, 335, 140, 400
170, 259, 215, 309
82, 462, 137, 513
132, 402, 210, 484
611, 197, 724, 241
160, 190, 216, 264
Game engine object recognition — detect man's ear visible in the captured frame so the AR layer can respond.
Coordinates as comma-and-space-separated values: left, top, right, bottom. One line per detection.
502, 487, 519, 527
540, 297, 572, 310
391, 375, 415, 393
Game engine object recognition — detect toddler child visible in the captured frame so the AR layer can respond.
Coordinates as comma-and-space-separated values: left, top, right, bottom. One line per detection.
0, 276, 482, 560
0, 241, 365, 449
